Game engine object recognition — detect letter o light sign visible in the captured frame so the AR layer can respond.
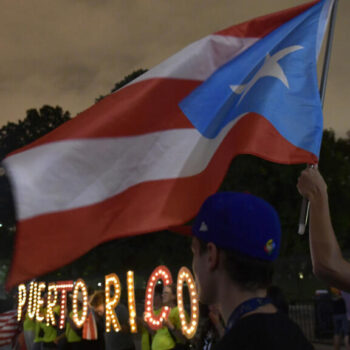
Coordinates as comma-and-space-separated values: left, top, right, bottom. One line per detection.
177, 267, 199, 339
144, 265, 172, 330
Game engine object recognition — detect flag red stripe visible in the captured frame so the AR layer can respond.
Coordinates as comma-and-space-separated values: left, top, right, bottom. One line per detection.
6, 112, 316, 288
0, 322, 17, 327
216, 1, 318, 38
0, 312, 16, 318
8, 79, 199, 157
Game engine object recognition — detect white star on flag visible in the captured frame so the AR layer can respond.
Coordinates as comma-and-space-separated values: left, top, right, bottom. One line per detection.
230, 45, 304, 105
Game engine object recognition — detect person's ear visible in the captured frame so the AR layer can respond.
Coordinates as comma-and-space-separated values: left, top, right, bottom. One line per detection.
206, 242, 220, 270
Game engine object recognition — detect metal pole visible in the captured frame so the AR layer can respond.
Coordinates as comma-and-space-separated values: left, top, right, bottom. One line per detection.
298, 0, 339, 235
319, 0, 339, 107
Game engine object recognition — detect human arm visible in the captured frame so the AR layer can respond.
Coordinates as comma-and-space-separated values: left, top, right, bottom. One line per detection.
297, 167, 350, 291
163, 317, 187, 343
120, 322, 131, 333
66, 313, 81, 332
54, 332, 66, 345
115, 304, 133, 334
140, 314, 156, 336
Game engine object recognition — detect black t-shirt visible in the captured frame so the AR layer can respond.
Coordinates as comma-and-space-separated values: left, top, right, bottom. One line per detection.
333, 297, 346, 315
212, 312, 313, 350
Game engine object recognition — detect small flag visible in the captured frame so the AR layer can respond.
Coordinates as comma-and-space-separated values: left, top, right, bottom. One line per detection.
0, 310, 20, 347
82, 309, 98, 340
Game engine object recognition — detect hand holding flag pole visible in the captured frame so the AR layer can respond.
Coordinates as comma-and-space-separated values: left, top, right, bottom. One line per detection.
298, 0, 339, 235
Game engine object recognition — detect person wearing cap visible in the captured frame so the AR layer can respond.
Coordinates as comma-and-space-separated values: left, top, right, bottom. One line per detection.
191, 191, 313, 349
297, 167, 350, 291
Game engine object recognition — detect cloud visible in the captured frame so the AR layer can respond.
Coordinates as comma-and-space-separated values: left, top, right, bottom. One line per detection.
0, 0, 349, 135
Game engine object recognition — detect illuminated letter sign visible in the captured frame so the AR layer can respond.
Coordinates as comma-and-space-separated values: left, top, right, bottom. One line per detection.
72, 279, 88, 328
177, 267, 199, 338
126, 271, 137, 333
36, 282, 46, 322
105, 273, 121, 332
46, 283, 58, 326
15, 265, 201, 337
144, 265, 173, 330
57, 281, 74, 329
27, 282, 38, 320
17, 284, 26, 322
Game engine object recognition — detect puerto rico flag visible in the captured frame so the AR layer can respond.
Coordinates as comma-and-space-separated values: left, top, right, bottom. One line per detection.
4, 0, 333, 288
0, 310, 19, 348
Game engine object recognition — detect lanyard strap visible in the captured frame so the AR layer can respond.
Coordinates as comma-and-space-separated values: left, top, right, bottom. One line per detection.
225, 297, 272, 333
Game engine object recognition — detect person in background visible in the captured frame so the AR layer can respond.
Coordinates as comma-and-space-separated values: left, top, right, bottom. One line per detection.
32, 303, 46, 350
341, 290, 350, 331
267, 286, 289, 315
190, 192, 313, 349
41, 303, 60, 350
55, 292, 74, 350
297, 167, 350, 291
23, 309, 36, 350
151, 284, 187, 350
65, 293, 83, 350
141, 285, 163, 350
82, 291, 105, 350
87, 287, 96, 304
194, 304, 224, 350
331, 287, 350, 350
104, 298, 135, 350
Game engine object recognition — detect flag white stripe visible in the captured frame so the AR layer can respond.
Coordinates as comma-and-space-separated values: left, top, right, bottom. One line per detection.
0, 323, 12, 328
127, 35, 258, 86
5, 115, 245, 220
0, 325, 18, 331
0, 332, 16, 338
0, 319, 17, 325
0, 323, 17, 328
0, 313, 16, 320
0, 340, 12, 346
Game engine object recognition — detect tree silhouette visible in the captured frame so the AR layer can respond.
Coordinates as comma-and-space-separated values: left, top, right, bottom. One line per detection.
95, 68, 148, 102
0, 105, 71, 161
0, 105, 71, 283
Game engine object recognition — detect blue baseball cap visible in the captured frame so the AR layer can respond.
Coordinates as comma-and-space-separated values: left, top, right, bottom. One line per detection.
192, 192, 281, 261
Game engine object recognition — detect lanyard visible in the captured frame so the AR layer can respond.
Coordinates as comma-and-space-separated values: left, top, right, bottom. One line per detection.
225, 297, 272, 333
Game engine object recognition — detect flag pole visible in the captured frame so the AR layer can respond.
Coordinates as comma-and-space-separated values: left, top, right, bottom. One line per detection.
298, 0, 339, 235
